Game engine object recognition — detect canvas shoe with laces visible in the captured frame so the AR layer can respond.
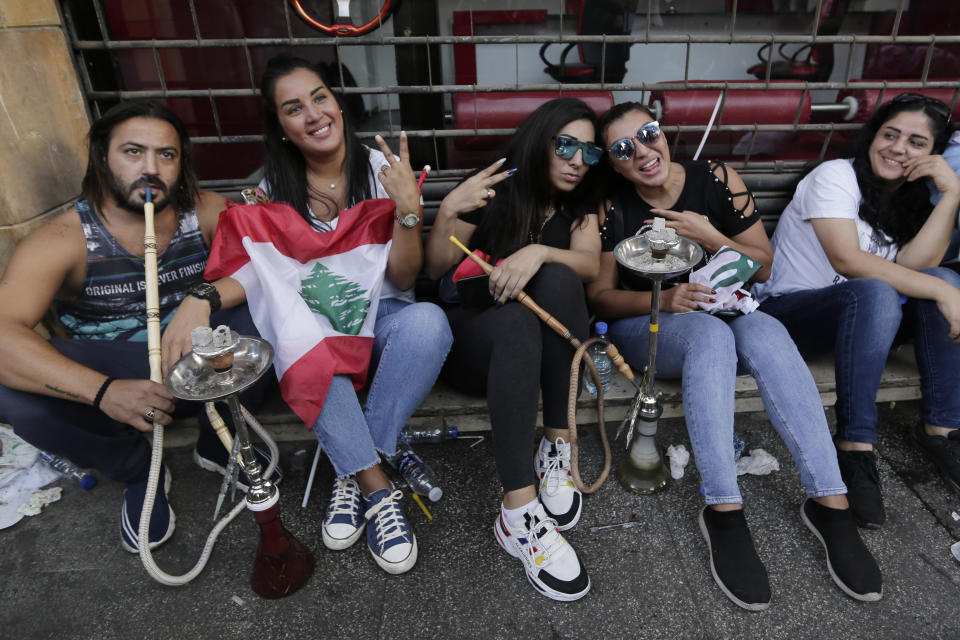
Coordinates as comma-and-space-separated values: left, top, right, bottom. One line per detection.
493, 502, 591, 602
836, 448, 885, 528
535, 437, 582, 531
363, 488, 418, 575
322, 477, 364, 551
120, 465, 174, 554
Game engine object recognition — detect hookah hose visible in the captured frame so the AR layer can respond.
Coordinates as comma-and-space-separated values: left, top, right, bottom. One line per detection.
449, 236, 638, 493
138, 406, 279, 586
138, 187, 282, 585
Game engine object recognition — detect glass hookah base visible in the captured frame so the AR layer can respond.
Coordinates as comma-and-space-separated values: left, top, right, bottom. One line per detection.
616, 455, 669, 494
250, 504, 316, 599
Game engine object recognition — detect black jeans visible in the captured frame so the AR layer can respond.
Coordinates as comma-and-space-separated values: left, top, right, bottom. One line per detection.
441, 263, 589, 492
0, 305, 273, 484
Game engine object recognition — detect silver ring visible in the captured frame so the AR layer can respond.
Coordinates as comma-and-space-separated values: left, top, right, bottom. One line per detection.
144, 408, 156, 422
486, 189, 493, 199
380, 165, 390, 172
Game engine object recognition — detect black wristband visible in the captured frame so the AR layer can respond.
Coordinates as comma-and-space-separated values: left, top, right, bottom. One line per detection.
92, 376, 116, 411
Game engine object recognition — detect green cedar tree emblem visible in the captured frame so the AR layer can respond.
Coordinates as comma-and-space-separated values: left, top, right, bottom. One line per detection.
705, 247, 761, 289
299, 262, 370, 335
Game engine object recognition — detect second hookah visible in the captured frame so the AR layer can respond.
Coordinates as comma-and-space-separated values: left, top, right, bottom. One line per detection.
612, 217, 703, 494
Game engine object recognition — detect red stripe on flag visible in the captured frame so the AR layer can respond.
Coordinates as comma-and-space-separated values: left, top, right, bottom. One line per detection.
279, 334, 375, 427
205, 199, 396, 281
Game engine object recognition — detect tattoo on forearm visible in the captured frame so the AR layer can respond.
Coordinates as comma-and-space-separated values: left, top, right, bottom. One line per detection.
45, 384, 83, 401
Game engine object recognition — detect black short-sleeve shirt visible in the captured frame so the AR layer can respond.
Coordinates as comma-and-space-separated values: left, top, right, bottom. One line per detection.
599, 160, 759, 289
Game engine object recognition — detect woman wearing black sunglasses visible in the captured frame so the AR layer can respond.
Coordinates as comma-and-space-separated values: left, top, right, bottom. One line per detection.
587, 102, 881, 610
424, 98, 603, 602
754, 94, 960, 526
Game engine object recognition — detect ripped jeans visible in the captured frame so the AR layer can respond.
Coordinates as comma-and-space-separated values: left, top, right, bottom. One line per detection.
311, 299, 453, 478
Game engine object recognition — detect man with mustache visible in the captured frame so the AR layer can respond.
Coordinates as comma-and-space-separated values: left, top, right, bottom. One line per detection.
0, 101, 273, 553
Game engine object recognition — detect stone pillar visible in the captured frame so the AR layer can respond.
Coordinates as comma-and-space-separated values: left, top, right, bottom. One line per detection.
0, 0, 89, 274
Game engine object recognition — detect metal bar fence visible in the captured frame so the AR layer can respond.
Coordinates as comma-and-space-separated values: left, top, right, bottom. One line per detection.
60, 0, 960, 189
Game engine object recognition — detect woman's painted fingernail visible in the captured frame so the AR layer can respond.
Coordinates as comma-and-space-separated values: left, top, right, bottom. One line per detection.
494, 299, 503, 308
496, 157, 507, 164
507, 168, 518, 175
375, 134, 384, 142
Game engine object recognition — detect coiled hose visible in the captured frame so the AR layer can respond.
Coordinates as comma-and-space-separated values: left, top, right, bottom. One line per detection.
137, 401, 279, 586
565, 337, 613, 494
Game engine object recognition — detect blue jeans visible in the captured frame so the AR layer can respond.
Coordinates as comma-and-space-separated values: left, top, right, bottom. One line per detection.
0, 305, 271, 483
761, 269, 960, 440
311, 299, 453, 478
608, 310, 846, 505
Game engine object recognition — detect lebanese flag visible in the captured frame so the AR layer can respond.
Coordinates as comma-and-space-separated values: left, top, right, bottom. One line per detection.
205, 199, 395, 427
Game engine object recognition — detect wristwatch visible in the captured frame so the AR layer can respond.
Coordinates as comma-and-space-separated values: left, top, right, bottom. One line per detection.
395, 208, 422, 229
187, 282, 221, 313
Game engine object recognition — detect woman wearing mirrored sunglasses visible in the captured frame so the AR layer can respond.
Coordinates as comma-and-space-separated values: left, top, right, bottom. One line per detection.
587, 102, 881, 610
754, 94, 960, 527
424, 98, 602, 602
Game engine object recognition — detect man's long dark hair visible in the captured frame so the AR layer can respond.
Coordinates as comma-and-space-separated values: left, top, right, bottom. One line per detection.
469, 97, 600, 261
848, 94, 954, 247
259, 53, 374, 228
81, 100, 199, 214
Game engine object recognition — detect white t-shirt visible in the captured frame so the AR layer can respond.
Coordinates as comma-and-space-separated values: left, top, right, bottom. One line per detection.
753, 158, 898, 302
258, 146, 414, 303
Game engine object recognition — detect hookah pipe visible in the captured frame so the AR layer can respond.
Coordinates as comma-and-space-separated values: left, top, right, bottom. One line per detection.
135, 187, 312, 597
448, 236, 641, 493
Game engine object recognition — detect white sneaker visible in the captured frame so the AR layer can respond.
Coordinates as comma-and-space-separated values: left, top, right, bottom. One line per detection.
321, 478, 364, 551
493, 503, 590, 602
535, 437, 582, 530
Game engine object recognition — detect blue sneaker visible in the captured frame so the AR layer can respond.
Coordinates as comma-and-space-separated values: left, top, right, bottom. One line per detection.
363, 488, 418, 575
193, 442, 282, 492
120, 465, 175, 553
322, 477, 364, 551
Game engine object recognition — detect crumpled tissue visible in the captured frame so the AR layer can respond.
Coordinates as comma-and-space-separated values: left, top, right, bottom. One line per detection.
0, 427, 61, 529
736, 448, 780, 476
690, 246, 761, 314
666, 444, 690, 479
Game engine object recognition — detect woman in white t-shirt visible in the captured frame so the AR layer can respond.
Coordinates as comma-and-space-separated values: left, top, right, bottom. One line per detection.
755, 93, 960, 529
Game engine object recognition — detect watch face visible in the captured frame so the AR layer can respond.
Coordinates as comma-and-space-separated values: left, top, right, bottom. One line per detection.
399, 212, 420, 228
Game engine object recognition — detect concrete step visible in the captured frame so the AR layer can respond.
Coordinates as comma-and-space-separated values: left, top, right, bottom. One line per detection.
161, 345, 921, 448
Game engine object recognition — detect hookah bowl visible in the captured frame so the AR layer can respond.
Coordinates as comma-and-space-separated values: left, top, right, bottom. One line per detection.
165, 326, 315, 598
613, 223, 703, 494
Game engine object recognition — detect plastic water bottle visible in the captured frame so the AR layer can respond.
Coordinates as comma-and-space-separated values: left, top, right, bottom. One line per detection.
39, 452, 97, 489
388, 443, 443, 502
401, 423, 459, 444
584, 321, 613, 396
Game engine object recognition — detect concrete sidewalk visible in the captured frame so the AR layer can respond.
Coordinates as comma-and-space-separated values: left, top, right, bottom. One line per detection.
2, 400, 959, 640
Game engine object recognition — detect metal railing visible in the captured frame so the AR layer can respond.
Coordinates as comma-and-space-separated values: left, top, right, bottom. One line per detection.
60, 0, 960, 187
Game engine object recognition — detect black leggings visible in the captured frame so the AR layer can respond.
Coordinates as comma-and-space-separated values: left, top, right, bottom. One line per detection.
441, 263, 589, 492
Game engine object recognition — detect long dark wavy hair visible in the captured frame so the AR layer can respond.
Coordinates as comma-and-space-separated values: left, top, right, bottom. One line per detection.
81, 100, 199, 214
260, 53, 374, 228
848, 94, 954, 247
469, 98, 600, 261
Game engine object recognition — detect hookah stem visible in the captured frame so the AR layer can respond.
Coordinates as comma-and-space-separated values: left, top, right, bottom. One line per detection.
447, 235, 638, 384
645, 280, 662, 397
143, 187, 162, 384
